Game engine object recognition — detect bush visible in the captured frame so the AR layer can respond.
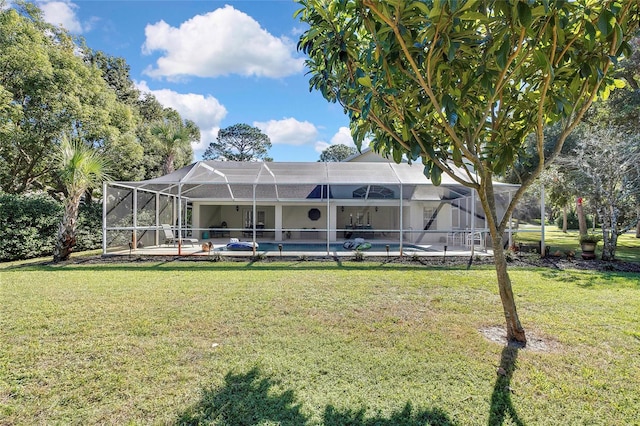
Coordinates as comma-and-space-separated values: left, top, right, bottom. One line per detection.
556, 210, 593, 230
0, 194, 103, 261
75, 202, 103, 252
0, 194, 61, 261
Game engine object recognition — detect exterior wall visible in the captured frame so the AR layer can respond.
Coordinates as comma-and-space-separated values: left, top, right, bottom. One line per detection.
282, 204, 327, 240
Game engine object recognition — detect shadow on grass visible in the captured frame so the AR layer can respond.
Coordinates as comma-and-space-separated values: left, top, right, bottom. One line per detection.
488, 346, 523, 426
176, 367, 457, 426
323, 402, 456, 425
176, 368, 306, 425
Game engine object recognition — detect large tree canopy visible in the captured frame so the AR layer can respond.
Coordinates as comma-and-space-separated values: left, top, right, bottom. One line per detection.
298, 0, 639, 344
0, 3, 141, 192
203, 123, 273, 162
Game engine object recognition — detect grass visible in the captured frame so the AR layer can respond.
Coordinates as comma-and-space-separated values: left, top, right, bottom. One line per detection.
514, 225, 640, 261
1, 259, 639, 425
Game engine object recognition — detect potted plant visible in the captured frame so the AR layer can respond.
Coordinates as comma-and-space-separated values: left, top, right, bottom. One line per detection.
579, 233, 601, 260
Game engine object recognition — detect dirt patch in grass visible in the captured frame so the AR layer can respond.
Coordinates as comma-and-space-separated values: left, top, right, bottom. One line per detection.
479, 325, 563, 353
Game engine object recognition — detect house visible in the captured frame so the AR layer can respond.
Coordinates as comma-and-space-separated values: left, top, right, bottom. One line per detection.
102, 150, 518, 255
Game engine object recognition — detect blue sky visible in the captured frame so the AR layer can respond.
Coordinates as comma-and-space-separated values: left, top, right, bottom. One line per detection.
29, 0, 363, 162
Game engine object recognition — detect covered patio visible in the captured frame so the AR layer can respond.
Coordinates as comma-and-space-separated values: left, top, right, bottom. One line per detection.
103, 161, 519, 257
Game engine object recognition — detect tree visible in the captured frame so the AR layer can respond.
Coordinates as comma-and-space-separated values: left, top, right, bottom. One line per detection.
297, 0, 639, 344
203, 123, 273, 162
319, 144, 358, 162
53, 138, 110, 262
0, 3, 142, 191
559, 126, 640, 260
151, 111, 199, 175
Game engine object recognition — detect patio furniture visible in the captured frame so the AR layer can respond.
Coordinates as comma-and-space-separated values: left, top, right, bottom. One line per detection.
162, 224, 198, 247
466, 231, 485, 250
212, 221, 229, 237
243, 222, 264, 237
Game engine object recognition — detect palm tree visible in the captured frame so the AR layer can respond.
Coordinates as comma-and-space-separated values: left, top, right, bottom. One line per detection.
53, 138, 110, 262
151, 120, 198, 175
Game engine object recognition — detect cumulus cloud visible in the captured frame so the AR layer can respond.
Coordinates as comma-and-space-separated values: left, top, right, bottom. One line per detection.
253, 118, 319, 146
142, 5, 304, 79
136, 81, 227, 153
314, 127, 370, 153
37, 0, 84, 33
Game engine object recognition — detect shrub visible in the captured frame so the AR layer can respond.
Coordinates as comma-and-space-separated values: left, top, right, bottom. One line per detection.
556, 210, 593, 230
0, 194, 103, 261
0, 194, 61, 261
75, 202, 103, 252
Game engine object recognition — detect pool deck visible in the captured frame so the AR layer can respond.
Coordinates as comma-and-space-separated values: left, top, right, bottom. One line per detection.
107, 238, 492, 258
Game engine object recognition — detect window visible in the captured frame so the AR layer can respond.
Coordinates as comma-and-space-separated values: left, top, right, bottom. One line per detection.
352, 185, 394, 199
243, 209, 265, 227
423, 207, 437, 230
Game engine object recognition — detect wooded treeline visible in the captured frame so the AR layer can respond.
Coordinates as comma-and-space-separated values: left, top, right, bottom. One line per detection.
0, 2, 198, 260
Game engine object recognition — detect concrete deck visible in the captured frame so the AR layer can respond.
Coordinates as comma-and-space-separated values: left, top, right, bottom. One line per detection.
107, 238, 491, 258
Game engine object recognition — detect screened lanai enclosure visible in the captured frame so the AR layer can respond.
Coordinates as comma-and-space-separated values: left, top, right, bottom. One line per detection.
103, 161, 519, 256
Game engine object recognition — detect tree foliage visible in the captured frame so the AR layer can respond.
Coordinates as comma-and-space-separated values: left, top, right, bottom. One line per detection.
297, 0, 639, 343
319, 144, 358, 162
558, 126, 640, 260
150, 110, 199, 175
53, 138, 111, 262
203, 123, 272, 162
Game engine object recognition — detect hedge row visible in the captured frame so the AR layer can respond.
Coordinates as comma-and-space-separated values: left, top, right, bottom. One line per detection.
0, 194, 102, 262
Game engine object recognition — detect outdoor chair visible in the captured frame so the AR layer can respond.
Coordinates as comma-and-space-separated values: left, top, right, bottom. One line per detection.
212, 221, 229, 237
162, 224, 198, 247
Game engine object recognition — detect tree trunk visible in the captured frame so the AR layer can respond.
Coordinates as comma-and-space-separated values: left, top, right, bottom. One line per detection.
53, 195, 81, 262
577, 197, 587, 235
636, 206, 640, 238
601, 233, 617, 261
493, 237, 527, 344
562, 205, 568, 233
163, 152, 176, 175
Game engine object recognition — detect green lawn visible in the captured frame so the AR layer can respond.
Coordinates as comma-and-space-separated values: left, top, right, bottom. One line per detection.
1, 260, 639, 425
514, 225, 640, 261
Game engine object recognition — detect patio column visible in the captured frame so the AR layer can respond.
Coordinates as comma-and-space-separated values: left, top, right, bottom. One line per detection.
252, 184, 256, 255
102, 182, 107, 255
471, 190, 476, 257
326, 187, 331, 255
508, 190, 513, 248
178, 184, 182, 255
275, 204, 282, 241
132, 188, 138, 250
155, 193, 160, 247
540, 184, 546, 257
399, 184, 404, 255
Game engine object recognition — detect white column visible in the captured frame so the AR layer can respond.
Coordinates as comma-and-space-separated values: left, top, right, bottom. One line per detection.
471, 190, 476, 256
541, 184, 546, 257
192, 202, 200, 239
177, 185, 182, 254
155, 193, 160, 246
399, 184, 404, 255
275, 204, 283, 241
132, 188, 138, 250
102, 182, 107, 255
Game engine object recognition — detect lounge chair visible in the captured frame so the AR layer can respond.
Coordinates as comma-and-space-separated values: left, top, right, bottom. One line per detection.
162, 224, 198, 247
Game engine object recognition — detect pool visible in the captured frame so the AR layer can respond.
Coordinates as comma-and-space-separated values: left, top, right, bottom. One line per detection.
218, 242, 435, 253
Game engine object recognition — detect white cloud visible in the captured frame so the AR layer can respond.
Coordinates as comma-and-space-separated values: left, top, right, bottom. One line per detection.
253, 118, 318, 146
136, 81, 227, 154
37, 0, 83, 33
142, 5, 304, 79
314, 141, 330, 153
330, 127, 356, 147
314, 127, 370, 154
